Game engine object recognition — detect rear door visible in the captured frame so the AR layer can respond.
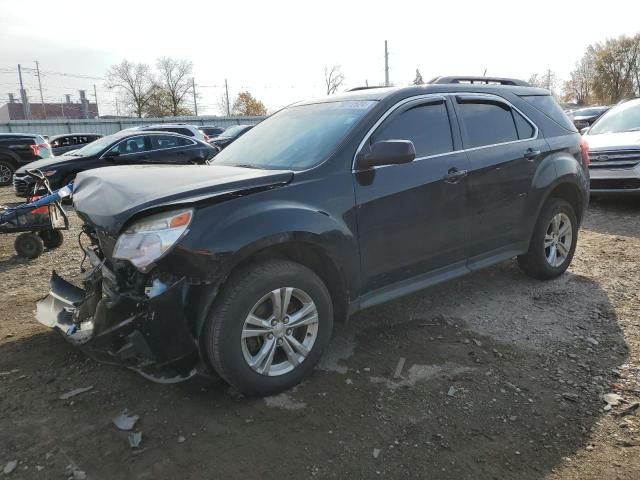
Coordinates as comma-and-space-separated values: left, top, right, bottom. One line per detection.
147, 135, 198, 164
452, 94, 545, 260
354, 96, 471, 295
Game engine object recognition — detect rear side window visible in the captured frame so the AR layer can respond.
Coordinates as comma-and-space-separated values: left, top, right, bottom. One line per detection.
513, 110, 535, 139
456, 100, 518, 148
150, 135, 192, 150
165, 128, 193, 136
371, 101, 453, 158
519, 95, 577, 132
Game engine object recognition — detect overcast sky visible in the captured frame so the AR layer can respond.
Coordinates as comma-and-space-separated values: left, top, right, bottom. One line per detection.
1, 0, 639, 117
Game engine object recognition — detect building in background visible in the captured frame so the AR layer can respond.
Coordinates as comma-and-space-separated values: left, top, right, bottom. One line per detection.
0, 91, 98, 121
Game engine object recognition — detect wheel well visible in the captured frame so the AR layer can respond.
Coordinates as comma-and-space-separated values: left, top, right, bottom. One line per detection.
547, 183, 583, 221
233, 242, 349, 323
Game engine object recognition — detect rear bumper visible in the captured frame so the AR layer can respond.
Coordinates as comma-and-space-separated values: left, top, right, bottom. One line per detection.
36, 268, 201, 383
589, 164, 640, 195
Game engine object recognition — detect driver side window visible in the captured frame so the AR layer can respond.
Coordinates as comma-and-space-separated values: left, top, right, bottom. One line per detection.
109, 136, 147, 155
371, 101, 454, 158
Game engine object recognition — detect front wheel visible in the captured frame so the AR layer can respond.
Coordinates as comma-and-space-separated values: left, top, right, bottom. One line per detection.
39, 230, 64, 249
0, 159, 15, 187
517, 198, 578, 280
203, 259, 334, 396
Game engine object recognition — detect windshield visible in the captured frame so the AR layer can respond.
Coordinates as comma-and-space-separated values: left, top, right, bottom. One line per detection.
220, 125, 250, 138
71, 135, 116, 156
589, 100, 640, 135
214, 101, 376, 170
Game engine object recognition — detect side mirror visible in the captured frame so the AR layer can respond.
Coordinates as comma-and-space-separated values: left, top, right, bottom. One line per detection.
356, 140, 416, 170
103, 150, 120, 160
580, 127, 589, 135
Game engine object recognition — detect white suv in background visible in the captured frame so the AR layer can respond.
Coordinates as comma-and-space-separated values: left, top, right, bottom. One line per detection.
124, 124, 210, 142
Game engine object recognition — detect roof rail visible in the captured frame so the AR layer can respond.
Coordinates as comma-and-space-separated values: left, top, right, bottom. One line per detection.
428, 76, 530, 87
346, 86, 389, 92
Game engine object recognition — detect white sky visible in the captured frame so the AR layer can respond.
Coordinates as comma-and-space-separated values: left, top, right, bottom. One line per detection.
1, 0, 639, 116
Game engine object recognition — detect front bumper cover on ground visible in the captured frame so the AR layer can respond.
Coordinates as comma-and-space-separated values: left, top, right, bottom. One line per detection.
36, 270, 200, 383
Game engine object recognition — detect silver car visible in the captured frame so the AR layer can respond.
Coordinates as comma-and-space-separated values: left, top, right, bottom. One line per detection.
583, 98, 640, 195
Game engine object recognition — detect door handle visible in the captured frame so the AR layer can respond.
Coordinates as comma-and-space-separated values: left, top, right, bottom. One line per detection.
444, 167, 468, 184
524, 148, 541, 161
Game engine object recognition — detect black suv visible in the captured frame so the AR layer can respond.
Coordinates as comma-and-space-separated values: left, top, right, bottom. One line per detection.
37, 77, 589, 396
0, 133, 53, 186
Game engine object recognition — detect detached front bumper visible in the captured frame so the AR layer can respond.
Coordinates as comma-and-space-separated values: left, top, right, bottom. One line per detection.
36, 267, 201, 383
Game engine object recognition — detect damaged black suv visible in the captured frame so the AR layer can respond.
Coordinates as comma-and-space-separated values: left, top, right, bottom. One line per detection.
37, 77, 589, 396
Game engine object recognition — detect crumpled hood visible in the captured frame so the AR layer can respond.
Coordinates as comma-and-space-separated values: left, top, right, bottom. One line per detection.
73, 164, 293, 234
585, 131, 640, 151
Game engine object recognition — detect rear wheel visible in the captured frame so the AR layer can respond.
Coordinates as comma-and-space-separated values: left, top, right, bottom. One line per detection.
14, 233, 45, 259
39, 229, 64, 249
0, 159, 15, 187
517, 198, 578, 280
203, 259, 334, 396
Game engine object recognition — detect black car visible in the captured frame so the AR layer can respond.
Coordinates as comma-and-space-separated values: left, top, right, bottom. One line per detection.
13, 131, 216, 196
0, 133, 53, 186
37, 77, 589, 396
570, 106, 609, 130
49, 133, 103, 156
199, 125, 226, 138
209, 124, 254, 152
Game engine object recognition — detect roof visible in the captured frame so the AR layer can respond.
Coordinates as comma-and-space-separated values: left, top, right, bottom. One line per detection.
49, 133, 104, 140
0, 132, 41, 138
296, 83, 550, 106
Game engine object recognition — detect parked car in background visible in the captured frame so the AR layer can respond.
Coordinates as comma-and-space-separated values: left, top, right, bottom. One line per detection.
209, 124, 254, 152
37, 77, 588, 396
199, 125, 226, 138
126, 124, 209, 142
570, 106, 609, 130
49, 133, 103, 156
13, 131, 217, 196
0, 133, 53, 186
583, 98, 640, 195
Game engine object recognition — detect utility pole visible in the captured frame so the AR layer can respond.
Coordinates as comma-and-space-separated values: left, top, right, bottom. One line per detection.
93, 84, 99, 117
546, 69, 551, 90
61, 96, 65, 119
192, 78, 198, 116
18, 64, 31, 119
35, 61, 46, 119
384, 40, 389, 87
225, 79, 231, 116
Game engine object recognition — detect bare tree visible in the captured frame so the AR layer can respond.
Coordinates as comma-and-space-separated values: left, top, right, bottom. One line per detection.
156, 57, 194, 116
105, 60, 154, 118
528, 71, 560, 97
562, 48, 596, 104
217, 93, 231, 116
324, 65, 344, 95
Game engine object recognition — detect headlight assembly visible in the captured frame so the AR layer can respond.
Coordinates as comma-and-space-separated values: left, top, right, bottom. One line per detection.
113, 208, 193, 272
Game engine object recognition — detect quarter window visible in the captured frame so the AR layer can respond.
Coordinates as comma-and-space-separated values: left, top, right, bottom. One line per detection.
456, 100, 519, 148
371, 101, 453, 158
513, 110, 535, 139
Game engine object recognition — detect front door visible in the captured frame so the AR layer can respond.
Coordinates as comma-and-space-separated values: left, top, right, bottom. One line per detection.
354, 96, 471, 296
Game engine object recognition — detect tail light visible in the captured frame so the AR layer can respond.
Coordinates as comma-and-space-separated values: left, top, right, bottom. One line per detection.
579, 137, 590, 167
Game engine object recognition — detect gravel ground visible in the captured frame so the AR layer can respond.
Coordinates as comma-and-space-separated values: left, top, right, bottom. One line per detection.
1, 186, 639, 479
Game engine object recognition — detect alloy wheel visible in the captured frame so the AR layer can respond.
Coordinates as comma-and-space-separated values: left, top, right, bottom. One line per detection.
241, 287, 319, 376
0, 164, 12, 185
544, 212, 573, 267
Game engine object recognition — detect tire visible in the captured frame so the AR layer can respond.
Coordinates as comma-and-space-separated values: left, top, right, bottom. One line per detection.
39, 230, 64, 249
203, 259, 334, 396
517, 198, 578, 280
0, 159, 15, 187
14, 233, 45, 259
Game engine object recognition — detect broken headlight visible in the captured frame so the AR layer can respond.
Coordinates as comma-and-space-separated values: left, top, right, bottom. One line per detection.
113, 208, 193, 272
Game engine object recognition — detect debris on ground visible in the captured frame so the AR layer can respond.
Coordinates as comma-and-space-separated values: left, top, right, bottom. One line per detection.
177, 436, 186, 443
372, 448, 381, 459
447, 386, 457, 397
603, 393, 624, 411
615, 402, 639, 417
3, 460, 17, 475
112, 411, 140, 431
128, 431, 142, 448
59, 386, 94, 400
393, 357, 406, 379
